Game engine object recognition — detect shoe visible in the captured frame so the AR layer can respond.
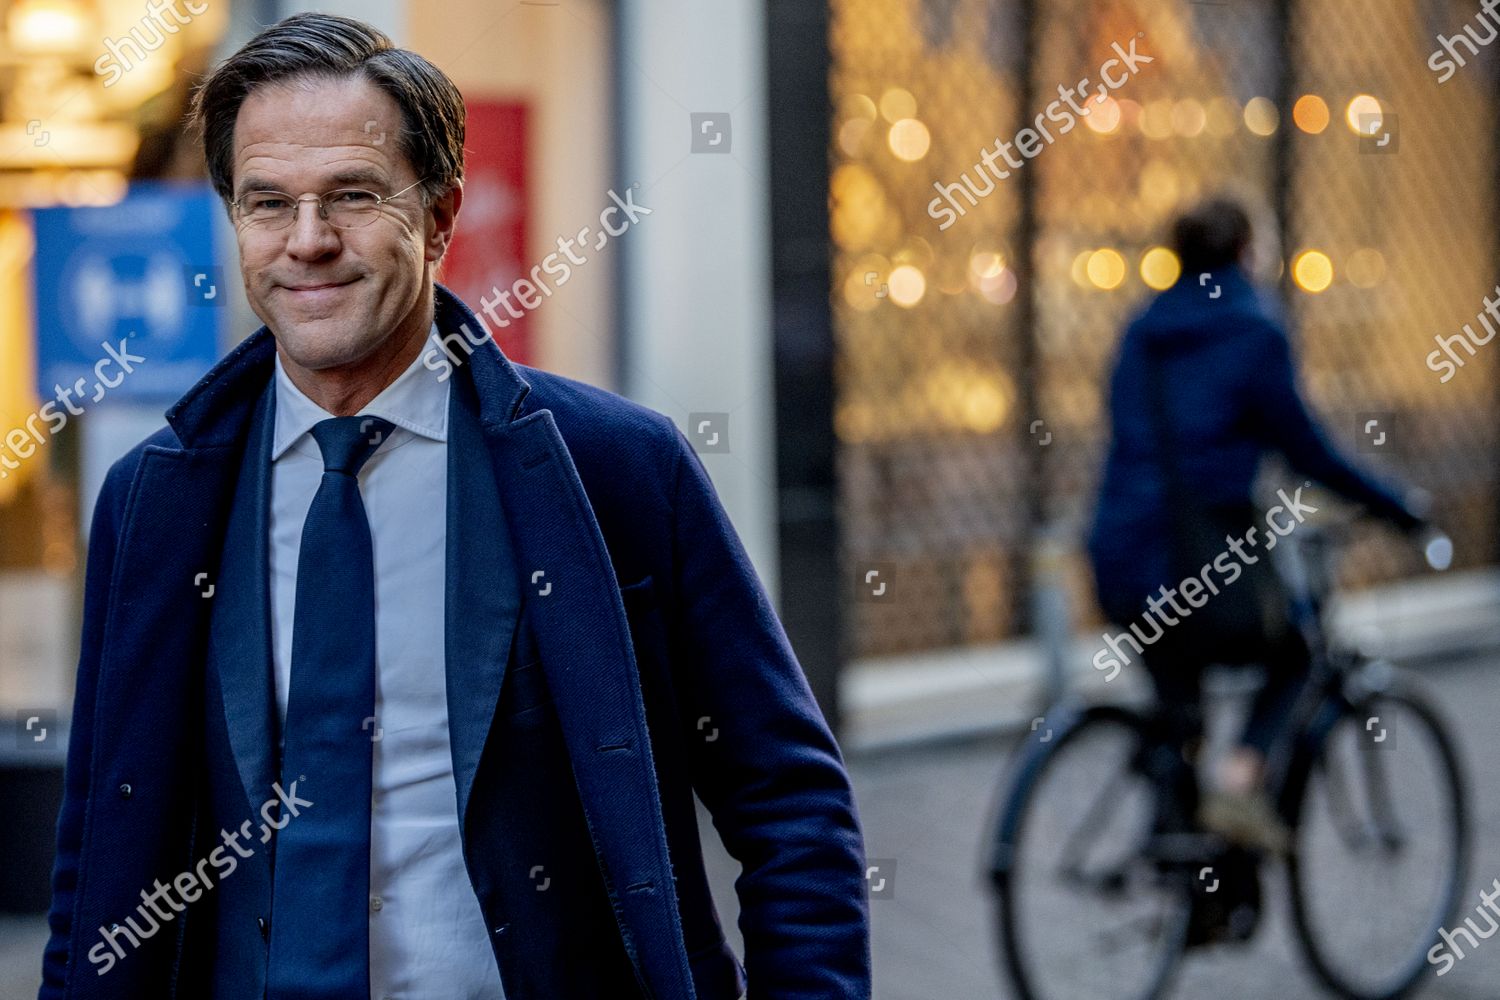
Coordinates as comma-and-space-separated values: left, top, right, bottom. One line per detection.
1197, 790, 1293, 856
1185, 846, 1263, 948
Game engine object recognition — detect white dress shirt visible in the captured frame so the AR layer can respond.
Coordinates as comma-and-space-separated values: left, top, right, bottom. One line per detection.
269, 323, 505, 1000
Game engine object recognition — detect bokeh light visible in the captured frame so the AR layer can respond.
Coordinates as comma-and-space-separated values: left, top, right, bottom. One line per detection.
1085, 96, 1123, 134
1345, 94, 1384, 135
887, 118, 931, 161
878, 87, 917, 123
1292, 250, 1334, 292
1244, 96, 1279, 136
1171, 99, 1206, 137
888, 264, 926, 306
1086, 248, 1127, 290
1293, 94, 1330, 134
1140, 247, 1182, 290
1346, 248, 1386, 288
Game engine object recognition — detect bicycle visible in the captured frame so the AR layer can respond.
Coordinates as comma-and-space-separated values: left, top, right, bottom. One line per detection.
985, 519, 1471, 1000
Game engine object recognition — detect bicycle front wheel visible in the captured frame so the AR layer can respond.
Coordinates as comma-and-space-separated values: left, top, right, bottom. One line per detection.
1287, 679, 1469, 1000
991, 706, 1191, 1000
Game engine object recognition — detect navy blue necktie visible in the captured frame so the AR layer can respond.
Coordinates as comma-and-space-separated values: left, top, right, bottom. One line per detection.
267, 415, 395, 1000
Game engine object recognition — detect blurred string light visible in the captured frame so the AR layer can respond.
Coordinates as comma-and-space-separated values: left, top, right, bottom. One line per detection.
1086, 248, 1127, 290
836, 94, 877, 158
920, 362, 1010, 434
1085, 96, 1122, 134
1243, 96, 1278, 136
969, 249, 1017, 304
1140, 247, 1181, 290
888, 118, 931, 160
7, 0, 88, 54
1171, 98, 1206, 137
1344, 94, 1384, 135
1346, 248, 1386, 288
879, 87, 917, 122
1293, 94, 1330, 133
887, 264, 926, 307
1206, 97, 1240, 136
1293, 250, 1334, 292
1141, 99, 1174, 139
1070, 250, 1092, 287
842, 253, 891, 312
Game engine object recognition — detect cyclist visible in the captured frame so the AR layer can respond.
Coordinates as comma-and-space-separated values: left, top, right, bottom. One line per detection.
1086, 194, 1429, 853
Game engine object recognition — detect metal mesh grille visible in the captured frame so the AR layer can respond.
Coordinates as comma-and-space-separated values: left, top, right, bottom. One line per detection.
831, 0, 1027, 654
1284, 0, 1500, 585
832, 0, 1500, 659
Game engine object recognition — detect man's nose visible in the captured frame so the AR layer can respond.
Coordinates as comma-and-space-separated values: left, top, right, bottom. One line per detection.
285, 196, 341, 259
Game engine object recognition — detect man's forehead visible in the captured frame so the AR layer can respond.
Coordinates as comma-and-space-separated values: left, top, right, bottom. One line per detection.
232, 77, 404, 187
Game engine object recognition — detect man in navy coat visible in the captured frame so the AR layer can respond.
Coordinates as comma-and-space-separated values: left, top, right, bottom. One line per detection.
40, 12, 869, 999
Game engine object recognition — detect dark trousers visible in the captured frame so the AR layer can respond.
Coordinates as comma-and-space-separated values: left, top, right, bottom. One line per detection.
1137, 622, 1312, 831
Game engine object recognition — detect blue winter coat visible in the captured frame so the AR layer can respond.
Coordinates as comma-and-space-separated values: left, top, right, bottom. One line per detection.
1087, 265, 1413, 617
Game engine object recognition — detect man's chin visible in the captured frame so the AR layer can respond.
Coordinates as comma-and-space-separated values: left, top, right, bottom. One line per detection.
271, 325, 375, 373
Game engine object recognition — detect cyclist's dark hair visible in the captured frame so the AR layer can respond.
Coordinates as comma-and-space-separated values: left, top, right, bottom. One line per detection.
187, 12, 465, 211
1171, 196, 1253, 273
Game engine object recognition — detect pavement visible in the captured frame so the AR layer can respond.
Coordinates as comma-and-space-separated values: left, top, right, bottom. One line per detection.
5, 647, 1498, 999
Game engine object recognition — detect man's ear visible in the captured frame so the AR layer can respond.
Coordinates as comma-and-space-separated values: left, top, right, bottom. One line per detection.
426, 181, 463, 264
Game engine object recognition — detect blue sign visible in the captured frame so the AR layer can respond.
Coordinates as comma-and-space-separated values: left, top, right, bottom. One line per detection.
31, 181, 223, 404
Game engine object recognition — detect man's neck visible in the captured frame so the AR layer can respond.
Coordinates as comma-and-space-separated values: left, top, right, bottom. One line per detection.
277, 310, 432, 417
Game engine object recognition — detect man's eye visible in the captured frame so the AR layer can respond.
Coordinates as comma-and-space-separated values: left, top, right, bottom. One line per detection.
250, 196, 289, 210
333, 190, 378, 204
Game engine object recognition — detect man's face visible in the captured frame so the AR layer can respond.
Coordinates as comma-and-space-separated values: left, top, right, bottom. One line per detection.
230, 74, 452, 373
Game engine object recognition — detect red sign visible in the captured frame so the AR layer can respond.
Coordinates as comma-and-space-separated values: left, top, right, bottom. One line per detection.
440, 100, 531, 365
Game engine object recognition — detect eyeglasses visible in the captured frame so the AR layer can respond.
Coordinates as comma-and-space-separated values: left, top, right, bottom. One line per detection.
231, 176, 430, 231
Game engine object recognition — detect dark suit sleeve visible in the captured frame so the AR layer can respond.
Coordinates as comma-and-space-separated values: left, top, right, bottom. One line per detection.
664, 425, 871, 999
1245, 320, 1418, 527
40, 461, 128, 998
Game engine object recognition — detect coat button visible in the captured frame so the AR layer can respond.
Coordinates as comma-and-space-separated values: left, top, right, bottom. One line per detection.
118, 783, 132, 798
257, 917, 268, 938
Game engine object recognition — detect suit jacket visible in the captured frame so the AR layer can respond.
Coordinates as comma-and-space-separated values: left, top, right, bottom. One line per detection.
40, 283, 872, 999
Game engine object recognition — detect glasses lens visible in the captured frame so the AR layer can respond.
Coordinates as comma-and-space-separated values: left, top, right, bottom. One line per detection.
326, 189, 382, 229
240, 192, 295, 228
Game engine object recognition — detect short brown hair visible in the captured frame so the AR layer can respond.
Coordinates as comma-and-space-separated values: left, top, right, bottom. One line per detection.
1171, 195, 1252, 273
187, 12, 465, 210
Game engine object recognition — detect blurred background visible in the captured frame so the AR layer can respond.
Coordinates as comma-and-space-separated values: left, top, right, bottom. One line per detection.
2, 0, 1500, 996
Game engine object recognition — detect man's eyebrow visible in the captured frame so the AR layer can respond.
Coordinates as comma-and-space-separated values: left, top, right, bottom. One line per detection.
235, 168, 391, 197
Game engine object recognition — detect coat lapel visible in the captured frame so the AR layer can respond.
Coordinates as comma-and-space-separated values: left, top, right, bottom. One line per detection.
206, 377, 279, 819
444, 362, 520, 827
449, 287, 696, 997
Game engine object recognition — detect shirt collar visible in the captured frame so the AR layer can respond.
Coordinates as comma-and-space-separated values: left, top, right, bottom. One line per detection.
272, 322, 450, 461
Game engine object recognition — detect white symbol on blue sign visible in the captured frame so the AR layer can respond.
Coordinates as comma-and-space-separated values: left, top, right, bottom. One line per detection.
31, 182, 222, 402
72, 254, 184, 353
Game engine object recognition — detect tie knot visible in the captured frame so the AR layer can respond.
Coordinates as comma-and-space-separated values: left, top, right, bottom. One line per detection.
310, 416, 397, 475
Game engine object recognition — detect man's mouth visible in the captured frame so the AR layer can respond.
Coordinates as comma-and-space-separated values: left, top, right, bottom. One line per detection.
282, 278, 357, 299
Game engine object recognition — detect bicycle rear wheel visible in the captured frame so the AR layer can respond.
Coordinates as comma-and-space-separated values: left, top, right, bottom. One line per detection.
991, 706, 1192, 1000
1287, 679, 1469, 1000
